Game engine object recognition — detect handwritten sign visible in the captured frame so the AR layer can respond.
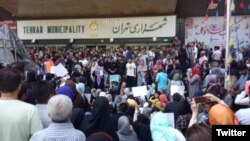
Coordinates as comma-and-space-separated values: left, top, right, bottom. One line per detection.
170, 83, 185, 96
53, 63, 68, 77
132, 86, 147, 97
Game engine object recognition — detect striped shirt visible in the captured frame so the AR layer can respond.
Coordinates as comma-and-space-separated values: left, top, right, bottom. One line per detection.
30, 122, 86, 141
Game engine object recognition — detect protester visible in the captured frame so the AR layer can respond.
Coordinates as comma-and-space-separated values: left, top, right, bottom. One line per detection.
164, 93, 189, 120
186, 123, 212, 141
156, 69, 168, 93
208, 103, 239, 125
81, 97, 119, 141
133, 111, 153, 141
33, 81, 54, 128
1, 37, 249, 141
126, 58, 137, 87
150, 112, 186, 141
0, 68, 43, 141
117, 116, 138, 141
188, 67, 201, 99
30, 95, 86, 141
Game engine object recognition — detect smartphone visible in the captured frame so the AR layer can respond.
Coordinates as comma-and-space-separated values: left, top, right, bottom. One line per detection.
194, 96, 210, 104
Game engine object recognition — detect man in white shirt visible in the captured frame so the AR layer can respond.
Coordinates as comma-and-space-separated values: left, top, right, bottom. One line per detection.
191, 45, 198, 65
0, 68, 43, 141
126, 58, 136, 87
235, 91, 250, 106
148, 47, 155, 58
212, 46, 222, 62
234, 80, 250, 125
236, 107, 250, 125
236, 48, 244, 62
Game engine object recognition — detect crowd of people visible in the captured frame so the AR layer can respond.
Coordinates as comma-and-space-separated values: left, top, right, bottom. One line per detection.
0, 37, 250, 141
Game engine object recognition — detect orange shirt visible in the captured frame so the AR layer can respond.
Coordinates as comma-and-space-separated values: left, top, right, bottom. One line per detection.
44, 60, 54, 74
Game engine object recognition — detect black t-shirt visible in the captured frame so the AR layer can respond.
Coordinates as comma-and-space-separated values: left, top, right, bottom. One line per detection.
103, 61, 109, 73
164, 101, 188, 120
117, 61, 126, 76
107, 62, 117, 74
133, 120, 153, 141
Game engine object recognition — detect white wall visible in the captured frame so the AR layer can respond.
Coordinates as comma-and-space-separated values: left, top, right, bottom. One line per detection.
185, 15, 250, 48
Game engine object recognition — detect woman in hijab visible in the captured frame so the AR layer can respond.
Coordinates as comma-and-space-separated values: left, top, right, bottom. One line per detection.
184, 68, 192, 92
86, 133, 113, 141
159, 94, 168, 109
202, 73, 219, 90
133, 110, 153, 141
76, 83, 91, 112
117, 116, 138, 141
81, 97, 119, 141
152, 59, 163, 82
56, 85, 75, 101
208, 104, 239, 125
56, 85, 86, 130
94, 61, 105, 90
65, 79, 85, 108
137, 59, 147, 86
188, 67, 202, 99
150, 112, 186, 141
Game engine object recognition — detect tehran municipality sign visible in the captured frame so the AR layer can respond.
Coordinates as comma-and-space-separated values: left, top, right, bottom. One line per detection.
17, 16, 176, 40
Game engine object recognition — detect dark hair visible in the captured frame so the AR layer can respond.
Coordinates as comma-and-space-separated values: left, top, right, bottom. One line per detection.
214, 46, 220, 50
205, 84, 222, 99
86, 132, 113, 141
85, 86, 91, 93
0, 68, 22, 93
118, 103, 128, 114
9, 62, 25, 79
32, 81, 54, 103
9, 62, 25, 72
238, 63, 248, 71
18, 82, 27, 100
46, 73, 55, 81
186, 123, 212, 141
27, 71, 37, 82
0, 63, 4, 69
230, 60, 238, 69
137, 114, 150, 125
156, 91, 161, 95
173, 93, 182, 102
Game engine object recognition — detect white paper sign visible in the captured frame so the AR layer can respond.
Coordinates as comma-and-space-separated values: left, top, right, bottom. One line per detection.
170, 85, 185, 96
150, 112, 175, 128
53, 63, 68, 77
132, 86, 147, 97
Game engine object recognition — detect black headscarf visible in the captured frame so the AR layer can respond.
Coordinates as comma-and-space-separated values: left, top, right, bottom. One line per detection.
81, 97, 119, 141
86, 132, 113, 141
133, 114, 153, 141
